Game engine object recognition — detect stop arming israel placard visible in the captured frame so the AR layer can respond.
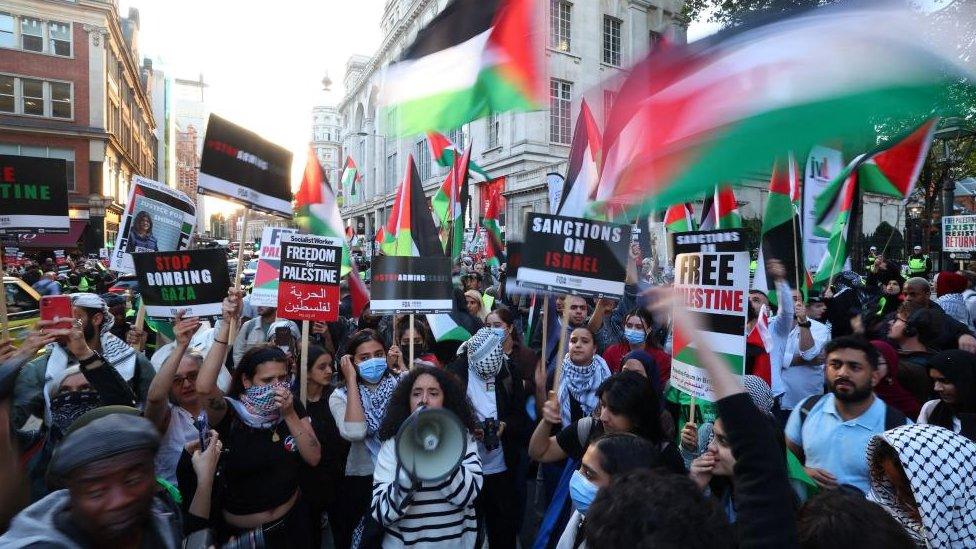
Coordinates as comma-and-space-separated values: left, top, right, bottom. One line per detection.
277, 234, 342, 322
250, 227, 299, 307
516, 213, 631, 298
942, 215, 976, 252
370, 255, 454, 313
670, 229, 749, 402
133, 249, 231, 320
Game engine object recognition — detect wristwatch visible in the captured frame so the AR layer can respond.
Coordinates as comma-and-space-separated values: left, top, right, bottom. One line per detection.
78, 352, 104, 370
797, 320, 812, 328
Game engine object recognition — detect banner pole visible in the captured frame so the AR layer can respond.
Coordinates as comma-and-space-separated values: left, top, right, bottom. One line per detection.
540, 295, 549, 373
880, 205, 902, 259
552, 296, 573, 395
132, 301, 146, 352
689, 395, 697, 426
409, 313, 415, 369
300, 320, 309, 405
0, 251, 8, 340
791, 211, 802, 292
228, 208, 250, 345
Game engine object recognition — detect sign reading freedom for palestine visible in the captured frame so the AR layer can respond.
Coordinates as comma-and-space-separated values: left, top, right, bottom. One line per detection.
942, 215, 976, 252
517, 213, 631, 298
277, 233, 342, 322
251, 227, 299, 307
670, 229, 749, 402
133, 248, 231, 320
198, 114, 293, 218
0, 155, 69, 234
370, 255, 453, 314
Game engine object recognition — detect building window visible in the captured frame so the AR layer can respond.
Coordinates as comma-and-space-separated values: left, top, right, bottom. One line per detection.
0, 13, 14, 48
549, 79, 572, 144
386, 152, 397, 193
21, 79, 43, 116
0, 75, 73, 119
415, 138, 431, 180
549, 0, 571, 52
0, 75, 12, 112
50, 82, 71, 118
48, 21, 70, 56
487, 113, 499, 149
0, 143, 75, 191
603, 16, 622, 66
19, 17, 42, 52
650, 31, 663, 53
603, 89, 616, 125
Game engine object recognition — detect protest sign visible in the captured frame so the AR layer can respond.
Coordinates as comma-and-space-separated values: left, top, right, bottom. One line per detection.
54, 250, 66, 267
3, 246, 21, 268
942, 215, 976, 252
670, 229, 749, 402
516, 213, 631, 298
0, 154, 69, 234
371, 255, 453, 313
198, 114, 293, 217
133, 249, 230, 320
277, 234, 342, 322
111, 176, 196, 273
803, 146, 843, 273
251, 227, 299, 307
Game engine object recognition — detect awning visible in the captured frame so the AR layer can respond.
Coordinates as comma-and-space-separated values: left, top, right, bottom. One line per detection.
18, 220, 88, 249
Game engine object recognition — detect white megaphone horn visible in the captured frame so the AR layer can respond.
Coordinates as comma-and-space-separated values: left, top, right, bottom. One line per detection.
395, 406, 466, 483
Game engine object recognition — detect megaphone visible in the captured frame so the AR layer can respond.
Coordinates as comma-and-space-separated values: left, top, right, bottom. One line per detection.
395, 406, 466, 483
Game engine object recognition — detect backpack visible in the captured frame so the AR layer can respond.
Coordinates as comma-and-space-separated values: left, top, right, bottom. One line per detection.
799, 394, 906, 431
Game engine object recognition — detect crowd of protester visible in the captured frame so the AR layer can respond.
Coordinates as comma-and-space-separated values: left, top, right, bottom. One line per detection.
0, 245, 974, 548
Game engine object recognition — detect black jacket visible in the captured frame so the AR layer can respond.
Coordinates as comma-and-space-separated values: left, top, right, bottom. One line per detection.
447, 354, 531, 472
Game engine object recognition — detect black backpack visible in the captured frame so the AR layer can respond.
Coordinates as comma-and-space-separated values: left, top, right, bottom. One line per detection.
799, 394, 906, 430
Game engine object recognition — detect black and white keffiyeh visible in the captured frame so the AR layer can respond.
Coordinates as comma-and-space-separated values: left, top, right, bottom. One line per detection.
339, 373, 398, 459
459, 328, 504, 381
558, 354, 611, 427
868, 424, 976, 548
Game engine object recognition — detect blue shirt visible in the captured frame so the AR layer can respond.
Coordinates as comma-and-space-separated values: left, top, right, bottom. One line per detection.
785, 393, 911, 494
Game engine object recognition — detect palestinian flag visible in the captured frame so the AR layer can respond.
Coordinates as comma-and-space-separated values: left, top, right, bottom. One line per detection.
814, 118, 938, 236
379, 0, 542, 136
481, 177, 506, 268
427, 312, 474, 342
813, 168, 859, 289
590, 5, 970, 219
432, 146, 472, 259
556, 100, 602, 219
340, 157, 361, 204
754, 154, 805, 302
699, 186, 741, 231
384, 154, 444, 257
427, 131, 490, 181
664, 203, 696, 233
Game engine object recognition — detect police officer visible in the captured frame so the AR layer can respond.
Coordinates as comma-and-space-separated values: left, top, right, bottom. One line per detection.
907, 245, 932, 279
865, 246, 879, 273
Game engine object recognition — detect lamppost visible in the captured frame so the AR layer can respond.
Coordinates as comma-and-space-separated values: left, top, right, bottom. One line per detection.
86, 194, 113, 255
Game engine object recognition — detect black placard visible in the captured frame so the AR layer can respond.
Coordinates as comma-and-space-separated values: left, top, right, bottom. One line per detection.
0, 155, 69, 234
198, 114, 293, 217
516, 213, 631, 297
133, 248, 231, 319
370, 255, 454, 313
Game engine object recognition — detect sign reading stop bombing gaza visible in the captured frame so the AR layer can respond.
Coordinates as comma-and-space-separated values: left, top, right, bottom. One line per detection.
516, 213, 631, 298
133, 248, 231, 320
670, 229, 749, 402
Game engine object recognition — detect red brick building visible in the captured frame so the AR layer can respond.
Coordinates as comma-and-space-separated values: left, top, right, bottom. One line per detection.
0, 0, 156, 256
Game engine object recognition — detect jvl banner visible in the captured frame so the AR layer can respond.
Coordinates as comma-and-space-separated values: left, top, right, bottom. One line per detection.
251, 227, 299, 307
670, 229, 749, 402
277, 234, 342, 322
942, 215, 976, 252
803, 146, 843, 274
198, 114, 294, 217
517, 213, 631, 298
370, 255, 453, 313
0, 155, 69, 234
111, 176, 196, 273
133, 249, 231, 320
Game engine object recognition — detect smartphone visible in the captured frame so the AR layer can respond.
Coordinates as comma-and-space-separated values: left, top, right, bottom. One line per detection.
194, 411, 209, 451
40, 295, 73, 329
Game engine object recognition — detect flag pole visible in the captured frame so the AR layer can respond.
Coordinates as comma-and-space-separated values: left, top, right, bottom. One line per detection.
791, 211, 802, 292
300, 320, 309, 405
132, 301, 146, 353
228, 208, 250, 345
880, 205, 902, 259
826, 228, 844, 290
409, 313, 415, 369
552, 296, 573, 395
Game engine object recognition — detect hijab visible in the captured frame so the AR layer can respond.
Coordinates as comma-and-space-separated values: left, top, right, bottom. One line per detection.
870, 340, 922, 420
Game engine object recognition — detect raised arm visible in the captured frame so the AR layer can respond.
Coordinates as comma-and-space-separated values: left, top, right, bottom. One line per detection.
528, 391, 569, 463
196, 289, 241, 425
145, 311, 201, 432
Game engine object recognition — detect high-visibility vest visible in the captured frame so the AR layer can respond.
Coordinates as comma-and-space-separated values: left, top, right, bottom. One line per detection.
865, 255, 877, 270
750, 260, 757, 275
482, 293, 495, 312
908, 256, 928, 274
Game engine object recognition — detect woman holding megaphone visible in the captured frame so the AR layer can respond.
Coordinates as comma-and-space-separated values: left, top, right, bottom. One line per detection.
369, 366, 483, 549
329, 329, 401, 549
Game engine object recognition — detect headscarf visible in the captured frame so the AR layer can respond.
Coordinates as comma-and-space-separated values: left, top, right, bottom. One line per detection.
621, 350, 661, 395
870, 340, 922, 420
338, 372, 399, 459
266, 319, 301, 340
558, 354, 611, 427
935, 271, 968, 298
926, 349, 976, 440
464, 290, 488, 321
460, 328, 504, 380
743, 375, 774, 413
43, 293, 136, 421
868, 424, 976, 548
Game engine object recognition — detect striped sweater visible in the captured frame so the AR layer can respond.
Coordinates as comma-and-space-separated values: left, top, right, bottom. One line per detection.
371, 435, 483, 548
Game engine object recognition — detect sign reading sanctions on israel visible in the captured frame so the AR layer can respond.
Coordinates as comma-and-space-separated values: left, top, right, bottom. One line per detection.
133, 248, 231, 320
670, 229, 749, 402
942, 215, 976, 253
277, 234, 342, 322
517, 213, 631, 298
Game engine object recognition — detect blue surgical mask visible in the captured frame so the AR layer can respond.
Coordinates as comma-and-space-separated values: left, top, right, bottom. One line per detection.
624, 328, 646, 345
491, 327, 508, 340
569, 470, 598, 514
357, 357, 388, 384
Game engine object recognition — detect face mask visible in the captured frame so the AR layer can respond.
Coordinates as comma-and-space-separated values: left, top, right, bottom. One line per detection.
241, 381, 287, 417
491, 327, 508, 340
569, 470, 599, 515
624, 328, 646, 345
50, 390, 100, 437
358, 357, 388, 384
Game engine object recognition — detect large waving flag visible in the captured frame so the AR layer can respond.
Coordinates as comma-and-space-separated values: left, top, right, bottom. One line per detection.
427, 131, 490, 182
664, 203, 696, 233
813, 169, 859, 289
754, 154, 805, 301
294, 149, 369, 316
379, 0, 542, 136
481, 177, 506, 268
556, 100, 602, 219
340, 157, 361, 204
591, 5, 971, 219
386, 154, 444, 257
814, 118, 938, 236
432, 146, 472, 258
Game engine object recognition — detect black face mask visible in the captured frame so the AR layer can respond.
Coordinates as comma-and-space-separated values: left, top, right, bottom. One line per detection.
50, 390, 100, 439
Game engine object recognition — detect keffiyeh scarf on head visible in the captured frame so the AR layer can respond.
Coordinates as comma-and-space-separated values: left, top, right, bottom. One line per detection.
43, 293, 136, 421
459, 328, 505, 381
743, 375, 774, 414
225, 381, 290, 429
868, 424, 976, 548
339, 373, 398, 459
558, 354, 611, 427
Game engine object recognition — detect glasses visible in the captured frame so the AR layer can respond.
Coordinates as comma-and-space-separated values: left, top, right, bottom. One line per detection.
173, 372, 198, 386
